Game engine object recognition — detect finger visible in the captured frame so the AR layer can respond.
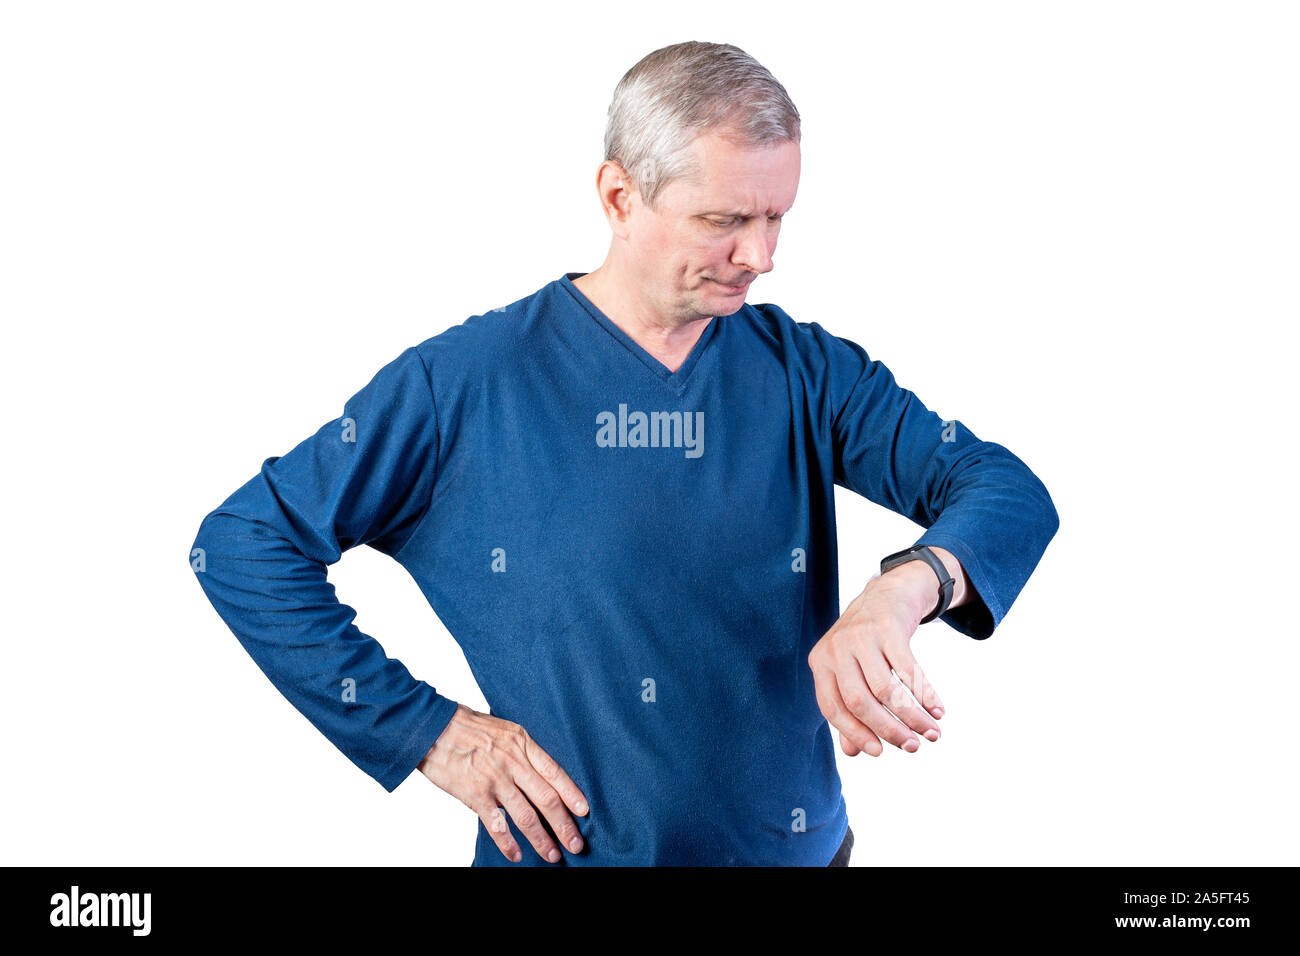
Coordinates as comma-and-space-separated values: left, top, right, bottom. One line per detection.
884, 646, 945, 736
499, 783, 564, 864
513, 762, 584, 856
523, 734, 590, 818
854, 657, 939, 741
840, 656, 922, 753
890, 643, 946, 721
812, 664, 882, 757
478, 803, 522, 863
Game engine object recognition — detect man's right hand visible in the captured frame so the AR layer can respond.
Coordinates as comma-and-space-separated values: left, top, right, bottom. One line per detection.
417, 703, 589, 863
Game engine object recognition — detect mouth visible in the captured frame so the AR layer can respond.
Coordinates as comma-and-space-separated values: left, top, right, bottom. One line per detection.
710, 278, 751, 295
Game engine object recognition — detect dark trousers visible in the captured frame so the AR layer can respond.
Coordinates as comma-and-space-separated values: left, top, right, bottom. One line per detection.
827, 823, 854, 867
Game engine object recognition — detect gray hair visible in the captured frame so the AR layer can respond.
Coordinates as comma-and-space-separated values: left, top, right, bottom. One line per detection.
602, 41, 801, 213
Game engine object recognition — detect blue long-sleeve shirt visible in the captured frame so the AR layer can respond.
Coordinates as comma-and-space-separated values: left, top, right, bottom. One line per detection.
191, 271, 1059, 866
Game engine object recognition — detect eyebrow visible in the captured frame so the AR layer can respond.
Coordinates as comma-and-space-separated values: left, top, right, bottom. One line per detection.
700, 208, 790, 218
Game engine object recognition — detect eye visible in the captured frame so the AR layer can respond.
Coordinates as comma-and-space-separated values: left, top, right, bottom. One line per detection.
707, 215, 782, 228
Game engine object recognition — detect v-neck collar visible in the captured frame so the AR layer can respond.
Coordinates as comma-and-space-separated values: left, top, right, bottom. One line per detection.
560, 272, 718, 395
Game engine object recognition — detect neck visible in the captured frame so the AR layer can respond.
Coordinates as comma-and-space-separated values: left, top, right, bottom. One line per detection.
571, 266, 713, 374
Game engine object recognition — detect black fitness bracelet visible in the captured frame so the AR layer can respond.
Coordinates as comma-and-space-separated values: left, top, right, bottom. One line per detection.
879, 545, 955, 624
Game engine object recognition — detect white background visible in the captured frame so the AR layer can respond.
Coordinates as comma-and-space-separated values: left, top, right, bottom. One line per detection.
2, 1, 1295, 866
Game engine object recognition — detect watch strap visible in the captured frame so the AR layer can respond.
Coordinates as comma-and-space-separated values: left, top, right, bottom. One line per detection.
880, 545, 955, 624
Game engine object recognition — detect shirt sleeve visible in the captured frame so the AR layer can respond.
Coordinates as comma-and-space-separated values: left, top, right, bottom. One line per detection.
815, 323, 1060, 640
190, 345, 459, 791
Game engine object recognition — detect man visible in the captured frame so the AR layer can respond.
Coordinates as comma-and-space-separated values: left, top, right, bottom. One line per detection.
192, 40, 1059, 867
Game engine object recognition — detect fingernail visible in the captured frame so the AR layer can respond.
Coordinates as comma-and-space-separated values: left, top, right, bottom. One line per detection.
548, 848, 561, 863
932, 706, 944, 718
924, 729, 939, 741
576, 800, 589, 815
512, 850, 522, 862
569, 836, 583, 853
903, 738, 919, 753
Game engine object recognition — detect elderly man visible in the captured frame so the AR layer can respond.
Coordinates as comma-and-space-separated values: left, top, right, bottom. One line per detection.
192, 40, 1058, 867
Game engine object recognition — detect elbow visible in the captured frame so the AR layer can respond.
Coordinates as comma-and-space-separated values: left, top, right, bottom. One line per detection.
190, 506, 253, 579
1036, 481, 1060, 547
190, 510, 216, 576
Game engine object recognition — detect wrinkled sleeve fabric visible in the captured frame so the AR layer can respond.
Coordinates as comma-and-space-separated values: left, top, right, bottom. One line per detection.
814, 323, 1060, 640
191, 345, 459, 791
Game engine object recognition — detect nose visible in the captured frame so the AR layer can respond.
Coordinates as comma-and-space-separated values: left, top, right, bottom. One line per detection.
734, 219, 775, 276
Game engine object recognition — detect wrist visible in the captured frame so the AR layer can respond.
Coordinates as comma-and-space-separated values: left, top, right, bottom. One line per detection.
874, 560, 943, 622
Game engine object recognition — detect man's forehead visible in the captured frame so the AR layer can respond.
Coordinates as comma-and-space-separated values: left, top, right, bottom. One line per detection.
673, 136, 798, 211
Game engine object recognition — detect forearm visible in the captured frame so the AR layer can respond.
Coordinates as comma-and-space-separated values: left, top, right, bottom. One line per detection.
193, 480, 458, 792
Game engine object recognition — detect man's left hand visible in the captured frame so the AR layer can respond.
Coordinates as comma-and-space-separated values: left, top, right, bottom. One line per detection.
807, 559, 955, 757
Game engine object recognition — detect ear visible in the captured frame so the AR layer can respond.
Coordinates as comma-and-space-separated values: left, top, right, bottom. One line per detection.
594, 160, 637, 237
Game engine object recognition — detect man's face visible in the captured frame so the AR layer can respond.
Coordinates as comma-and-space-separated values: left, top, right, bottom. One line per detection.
627, 131, 800, 323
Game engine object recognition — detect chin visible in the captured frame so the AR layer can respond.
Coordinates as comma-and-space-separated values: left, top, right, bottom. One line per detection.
707, 295, 746, 317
